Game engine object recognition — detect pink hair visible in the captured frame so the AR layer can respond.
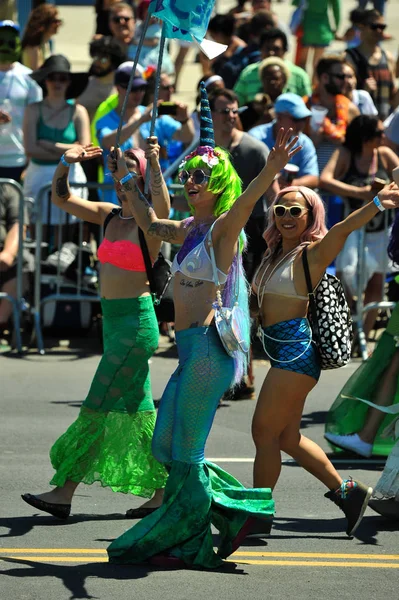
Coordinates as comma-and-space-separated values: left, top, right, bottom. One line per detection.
263, 186, 328, 256
124, 147, 147, 179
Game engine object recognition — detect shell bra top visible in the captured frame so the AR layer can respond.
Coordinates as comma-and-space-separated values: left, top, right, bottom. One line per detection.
256, 243, 309, 302
171, 221, 228, 284
97, 208, 146, 272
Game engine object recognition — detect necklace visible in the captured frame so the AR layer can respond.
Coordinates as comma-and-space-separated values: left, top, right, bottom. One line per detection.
118, 212, 135, 220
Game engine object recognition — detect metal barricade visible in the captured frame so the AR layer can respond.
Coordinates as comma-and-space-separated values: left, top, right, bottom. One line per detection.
33, 181, 113, 354
355, 209, 395, 361
0, 178, 27, 354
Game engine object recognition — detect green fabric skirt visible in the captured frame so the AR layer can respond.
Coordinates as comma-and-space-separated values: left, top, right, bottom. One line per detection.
108, 460, 274, 569
49, 296, 167, 496
325, 305, 399, 456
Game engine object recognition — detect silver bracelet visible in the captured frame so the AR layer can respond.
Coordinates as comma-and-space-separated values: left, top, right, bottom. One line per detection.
373, 195, 385, 212
60, 154, 70, 168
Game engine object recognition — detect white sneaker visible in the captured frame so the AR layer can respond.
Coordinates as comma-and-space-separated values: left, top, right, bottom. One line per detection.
324, 433, 373, 458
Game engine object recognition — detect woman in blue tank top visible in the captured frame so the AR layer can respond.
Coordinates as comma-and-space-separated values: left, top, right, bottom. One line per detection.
23, 55, 90, 228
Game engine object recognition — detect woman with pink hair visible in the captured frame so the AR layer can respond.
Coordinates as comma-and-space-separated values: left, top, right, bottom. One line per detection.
252, 183, 399, 537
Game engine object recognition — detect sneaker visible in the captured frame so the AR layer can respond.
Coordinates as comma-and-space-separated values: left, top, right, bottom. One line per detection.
325, 478, 373, 536
368, 498, 399, 520
324, 432, 373, 458
245, 516, 273, 539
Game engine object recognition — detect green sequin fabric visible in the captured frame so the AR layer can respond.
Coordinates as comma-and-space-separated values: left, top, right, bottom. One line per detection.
49, 296, 167, 496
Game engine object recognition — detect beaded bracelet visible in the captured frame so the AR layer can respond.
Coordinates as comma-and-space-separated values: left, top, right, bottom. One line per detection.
119, 172, 134, 185
60, 154, 70, 168
373, 195, 385, 212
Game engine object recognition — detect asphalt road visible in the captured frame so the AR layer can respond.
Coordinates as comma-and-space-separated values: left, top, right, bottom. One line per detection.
1, 337, 398, 600
3, 1, 399, 598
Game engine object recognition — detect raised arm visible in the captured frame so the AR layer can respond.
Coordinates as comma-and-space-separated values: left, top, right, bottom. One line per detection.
51, 144, 116, 225
311, 183, 399, 270
213, 128, 301, 245
109, 147, 186, 245
145, 136, 171, 219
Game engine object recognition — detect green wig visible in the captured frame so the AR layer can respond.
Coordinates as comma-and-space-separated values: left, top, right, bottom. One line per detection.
181, 148, 246, 251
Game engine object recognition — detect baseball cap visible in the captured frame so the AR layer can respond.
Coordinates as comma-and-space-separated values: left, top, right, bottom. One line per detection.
114, 61, 146, 88
274, 93, 312, 119
0, 20, 20, 33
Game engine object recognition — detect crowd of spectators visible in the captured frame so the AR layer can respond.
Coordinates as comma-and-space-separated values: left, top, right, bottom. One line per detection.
1, 0, 399, 366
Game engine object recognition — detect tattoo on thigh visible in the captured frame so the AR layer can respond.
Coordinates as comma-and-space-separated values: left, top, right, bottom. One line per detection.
55, 173, 69, 199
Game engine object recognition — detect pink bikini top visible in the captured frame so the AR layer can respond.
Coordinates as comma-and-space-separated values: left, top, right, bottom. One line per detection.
97, 238, 146, 272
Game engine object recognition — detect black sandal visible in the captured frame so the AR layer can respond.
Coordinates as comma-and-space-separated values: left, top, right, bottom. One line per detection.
21, 493, 71, 519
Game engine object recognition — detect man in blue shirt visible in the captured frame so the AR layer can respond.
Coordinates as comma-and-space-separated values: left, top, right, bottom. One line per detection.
96, 62, 194, 204
249, 93, 319, 189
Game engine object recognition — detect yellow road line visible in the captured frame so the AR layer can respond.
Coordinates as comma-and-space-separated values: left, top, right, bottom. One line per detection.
0, 549, 106, 554
1, 556, 398, 568
232, 552, 399, 560
2, 549, 399, 560
1, 556, 108, 563
228, 560, 399, 568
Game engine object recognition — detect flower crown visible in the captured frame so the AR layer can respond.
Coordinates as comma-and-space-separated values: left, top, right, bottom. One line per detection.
180, 145, 221, 169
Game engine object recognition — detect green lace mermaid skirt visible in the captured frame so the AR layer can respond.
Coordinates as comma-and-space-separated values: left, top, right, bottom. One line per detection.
325, 304, 399, 456
49, 296, 167, 496
107, 326, 274, 568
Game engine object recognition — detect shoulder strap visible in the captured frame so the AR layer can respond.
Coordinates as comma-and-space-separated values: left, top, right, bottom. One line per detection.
301, 246, 320, 341
138, 227, 156, 296
103, 207, 120, 234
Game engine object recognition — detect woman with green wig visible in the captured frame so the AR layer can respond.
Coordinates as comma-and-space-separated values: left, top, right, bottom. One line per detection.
105, 83, 301, 569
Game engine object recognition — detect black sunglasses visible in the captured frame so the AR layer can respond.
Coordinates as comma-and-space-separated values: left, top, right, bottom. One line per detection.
0, 38, 16, 49
47, 72, 70, 83
369, 22, 387, 30
273, 205, 309, 218
179, 169, 210, 185
112, 15, 132, 24
120, 84, 146, 93
329, 72, 352, 81
214, 107, 239, 115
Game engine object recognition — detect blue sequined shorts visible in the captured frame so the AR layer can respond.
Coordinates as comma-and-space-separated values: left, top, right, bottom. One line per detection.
259, 317, 321, 381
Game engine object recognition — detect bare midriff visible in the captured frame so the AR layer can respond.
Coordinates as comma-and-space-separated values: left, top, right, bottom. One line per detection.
100, 264, 151, 299
258, 293, 309, 328
173, 272, 219, 331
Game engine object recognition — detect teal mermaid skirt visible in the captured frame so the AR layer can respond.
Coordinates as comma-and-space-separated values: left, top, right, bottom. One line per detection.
108, 326, 274, 569
325, 305, 399, 457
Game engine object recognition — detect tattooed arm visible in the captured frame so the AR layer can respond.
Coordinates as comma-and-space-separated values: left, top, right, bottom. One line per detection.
146, 136, 170, 219
109, 146, 187, 245
51, 144, 116, 225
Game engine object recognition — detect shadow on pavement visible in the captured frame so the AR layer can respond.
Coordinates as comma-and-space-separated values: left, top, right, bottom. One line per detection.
300, 410, 328, 429
0, 556, 244, 599
0, 514, 129, 539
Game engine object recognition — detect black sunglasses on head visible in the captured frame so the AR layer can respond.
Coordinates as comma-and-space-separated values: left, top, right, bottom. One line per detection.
179, 169, 210, 185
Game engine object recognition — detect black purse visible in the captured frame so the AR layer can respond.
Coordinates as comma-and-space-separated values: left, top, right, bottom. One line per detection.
138, 228, 175, 323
